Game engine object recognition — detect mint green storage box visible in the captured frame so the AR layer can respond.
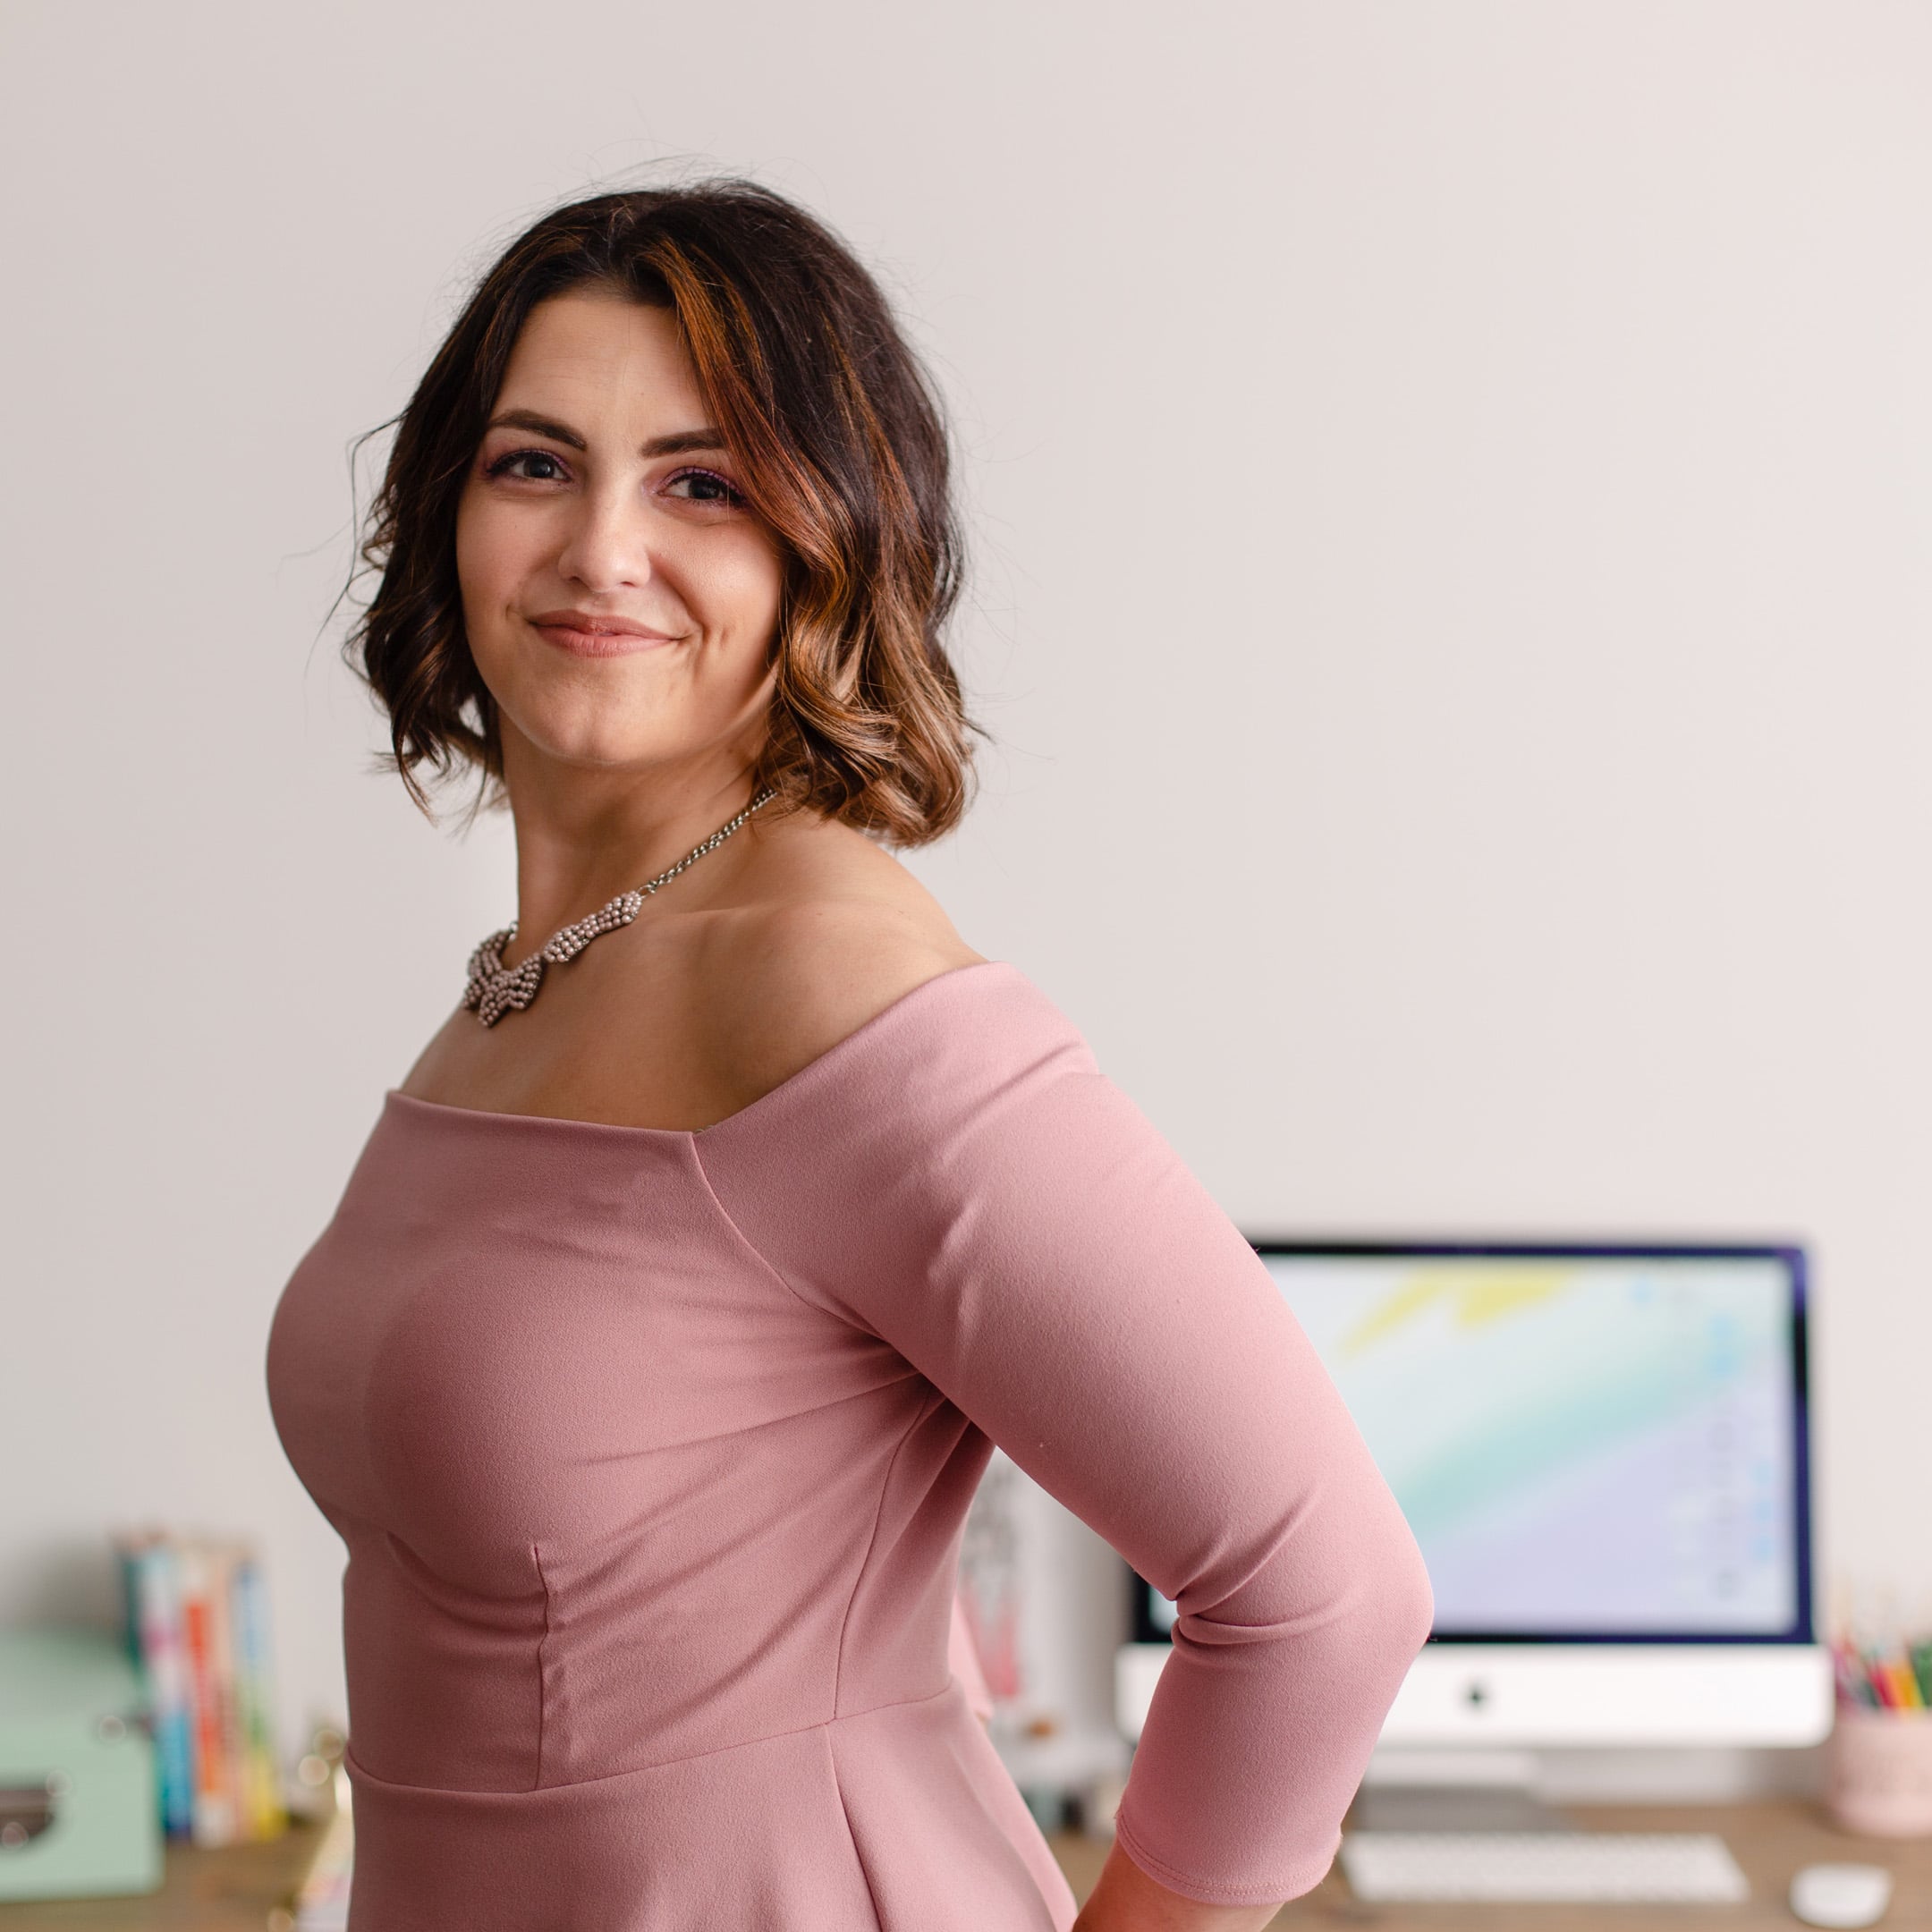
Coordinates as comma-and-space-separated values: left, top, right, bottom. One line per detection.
0, 1627, 161, 1899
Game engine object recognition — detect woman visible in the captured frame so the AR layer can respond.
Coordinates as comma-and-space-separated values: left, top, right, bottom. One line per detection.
266, 182, 1433, 1932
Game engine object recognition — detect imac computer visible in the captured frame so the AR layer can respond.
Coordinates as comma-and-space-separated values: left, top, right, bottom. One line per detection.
1114, 1241, 1833, 1770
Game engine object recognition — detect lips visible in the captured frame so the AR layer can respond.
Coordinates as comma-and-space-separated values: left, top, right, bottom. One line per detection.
525, 610, 674, 657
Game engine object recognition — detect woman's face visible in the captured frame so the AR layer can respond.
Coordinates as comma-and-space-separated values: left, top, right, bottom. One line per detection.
455, 289, 784, 789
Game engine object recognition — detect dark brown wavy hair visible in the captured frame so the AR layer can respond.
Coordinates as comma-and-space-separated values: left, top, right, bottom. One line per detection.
344, 181, 976, 843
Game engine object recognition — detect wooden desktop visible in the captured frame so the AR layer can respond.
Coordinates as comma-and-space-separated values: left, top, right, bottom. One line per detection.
0, 1800, 1925, 1928
1057, 1802, 1932, 1928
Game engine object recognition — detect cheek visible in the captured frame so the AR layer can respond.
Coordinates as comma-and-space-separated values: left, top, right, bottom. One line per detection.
690, 531, 785, 648
453, 489, 533, 632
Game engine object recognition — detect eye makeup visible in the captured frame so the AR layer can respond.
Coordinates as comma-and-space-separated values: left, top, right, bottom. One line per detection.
484, 448, 570, 482
662, 466, 748, 506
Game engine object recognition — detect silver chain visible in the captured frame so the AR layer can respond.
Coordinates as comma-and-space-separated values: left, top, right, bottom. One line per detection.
462, 788, 778, 1027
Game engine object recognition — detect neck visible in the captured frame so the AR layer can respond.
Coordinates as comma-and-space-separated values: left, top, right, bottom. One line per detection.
496, 734, 765, 965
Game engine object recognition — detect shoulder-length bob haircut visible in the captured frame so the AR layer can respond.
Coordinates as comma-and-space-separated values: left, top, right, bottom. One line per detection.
346, 181, 975, 844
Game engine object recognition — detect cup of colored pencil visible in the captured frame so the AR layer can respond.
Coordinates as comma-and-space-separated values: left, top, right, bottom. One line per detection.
1826, 1631, 1932, 1836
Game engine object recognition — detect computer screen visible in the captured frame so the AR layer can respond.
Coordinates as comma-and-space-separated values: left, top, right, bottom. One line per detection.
1134, 1243, 1810, 1645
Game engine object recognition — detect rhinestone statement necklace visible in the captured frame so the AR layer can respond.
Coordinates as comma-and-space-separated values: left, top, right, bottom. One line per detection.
462, 789, 777, 1027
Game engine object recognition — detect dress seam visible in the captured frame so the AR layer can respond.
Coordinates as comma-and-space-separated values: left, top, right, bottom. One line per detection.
685, 1135, 945, 1718
685, 1136, 857, 1330
347, 1678, 963, 1795
821, 1726, 886, 1930
833, 1385, 945, 1714
530, 1540, 552, 1792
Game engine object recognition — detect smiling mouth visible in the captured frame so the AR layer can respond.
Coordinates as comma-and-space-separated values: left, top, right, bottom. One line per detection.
525, 611, 677, 657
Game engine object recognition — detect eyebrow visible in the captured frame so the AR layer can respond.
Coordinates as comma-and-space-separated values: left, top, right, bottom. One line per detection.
483, 409, 727, 459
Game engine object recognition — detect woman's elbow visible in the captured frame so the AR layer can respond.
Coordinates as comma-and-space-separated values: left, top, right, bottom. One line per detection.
1368, 1509, 1436, 1669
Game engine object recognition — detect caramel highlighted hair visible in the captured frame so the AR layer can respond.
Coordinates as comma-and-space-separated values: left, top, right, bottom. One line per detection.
347, 182, 975, 844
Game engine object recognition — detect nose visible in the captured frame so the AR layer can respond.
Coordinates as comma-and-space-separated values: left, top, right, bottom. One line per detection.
553, 479, 653, 594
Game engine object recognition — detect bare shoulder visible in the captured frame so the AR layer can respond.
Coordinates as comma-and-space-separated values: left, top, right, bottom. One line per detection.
697, 816, 985, 1114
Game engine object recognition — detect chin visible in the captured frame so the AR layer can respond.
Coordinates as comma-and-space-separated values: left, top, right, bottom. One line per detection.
496, 705, 652, 774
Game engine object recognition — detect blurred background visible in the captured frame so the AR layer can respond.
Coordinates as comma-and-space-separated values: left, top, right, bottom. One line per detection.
3, 0, 1930, 1865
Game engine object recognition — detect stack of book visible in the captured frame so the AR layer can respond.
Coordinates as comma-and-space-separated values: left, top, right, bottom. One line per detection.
113, 1530, 285, 1845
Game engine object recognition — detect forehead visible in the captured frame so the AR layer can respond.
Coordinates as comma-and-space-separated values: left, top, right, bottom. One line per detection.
492, 291, 706, 428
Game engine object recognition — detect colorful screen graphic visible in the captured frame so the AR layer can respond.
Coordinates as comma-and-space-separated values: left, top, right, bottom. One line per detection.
1259, 1252, 1801, 1637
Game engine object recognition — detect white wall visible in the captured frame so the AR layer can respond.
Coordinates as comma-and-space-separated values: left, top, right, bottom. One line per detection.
4, 1, 1929, 1773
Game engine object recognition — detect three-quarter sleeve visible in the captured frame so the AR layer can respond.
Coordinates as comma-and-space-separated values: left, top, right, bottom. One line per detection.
697, 964, 1432, 1907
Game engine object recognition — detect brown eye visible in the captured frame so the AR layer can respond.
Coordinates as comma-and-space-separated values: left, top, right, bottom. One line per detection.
663, 467, 745, 505
486, 449, 570, 481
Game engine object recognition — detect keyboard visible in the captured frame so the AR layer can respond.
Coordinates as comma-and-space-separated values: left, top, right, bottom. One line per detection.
1340, 1830, 1751, 1902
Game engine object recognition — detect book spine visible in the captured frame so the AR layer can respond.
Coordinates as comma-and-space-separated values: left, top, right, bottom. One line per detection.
178, 1538, 238, 1848
206, 1542, 247, 1845
230, 1548, 285, 1838
113, 1533, 190, 1837
137, 1537, 199, 1838
116, 1536, 145, 1670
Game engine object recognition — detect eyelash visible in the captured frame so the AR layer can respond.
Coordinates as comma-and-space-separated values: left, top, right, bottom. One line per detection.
484, 448, 568, 483
481, 448, 746, 506
666, 467, 747, 506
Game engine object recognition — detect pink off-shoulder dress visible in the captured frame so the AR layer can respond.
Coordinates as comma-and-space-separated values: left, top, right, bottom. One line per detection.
265, 962, 1431, 1930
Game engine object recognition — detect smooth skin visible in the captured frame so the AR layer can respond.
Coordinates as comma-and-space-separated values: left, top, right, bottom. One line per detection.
398, 289, 1286, 1932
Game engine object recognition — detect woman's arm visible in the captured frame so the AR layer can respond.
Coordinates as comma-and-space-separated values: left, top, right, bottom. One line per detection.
699, 960, 1432, 1911
1074, 1842, 1283, 1932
